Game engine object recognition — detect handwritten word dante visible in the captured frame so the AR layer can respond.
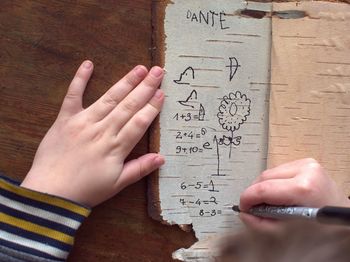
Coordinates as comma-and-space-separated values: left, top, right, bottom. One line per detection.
186, 10, 230, 30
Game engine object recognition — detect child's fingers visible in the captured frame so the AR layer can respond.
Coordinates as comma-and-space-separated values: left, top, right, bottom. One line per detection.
85, 65, 148, 121
59, 60, 93, 118
114, 89, 164, 158
102, 66, 164, 134
239, 179, 300, 212
253, 161, 301, 184
252, 158, 317, 184
113, 154, 165, 193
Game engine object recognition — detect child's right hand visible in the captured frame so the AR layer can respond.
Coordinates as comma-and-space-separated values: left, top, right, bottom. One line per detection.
21, 61, 165, 207
239, 158, 350, 229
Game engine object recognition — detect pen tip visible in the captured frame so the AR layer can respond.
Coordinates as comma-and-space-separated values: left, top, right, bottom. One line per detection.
232, 205, 241, 212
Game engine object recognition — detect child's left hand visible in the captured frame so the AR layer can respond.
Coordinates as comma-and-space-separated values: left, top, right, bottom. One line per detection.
21, 60, 165, 207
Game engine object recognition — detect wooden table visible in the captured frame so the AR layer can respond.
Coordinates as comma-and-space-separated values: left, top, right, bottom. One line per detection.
0, 1, 196, 261
3, 0, 349, 261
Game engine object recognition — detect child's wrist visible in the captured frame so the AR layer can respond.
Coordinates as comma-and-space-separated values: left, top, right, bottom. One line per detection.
21, 171, 78, 205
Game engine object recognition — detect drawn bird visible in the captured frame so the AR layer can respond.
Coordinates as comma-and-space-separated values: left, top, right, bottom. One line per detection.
178, 90, 198, 108
178, 90, 206, 121
174, 66, 195, 85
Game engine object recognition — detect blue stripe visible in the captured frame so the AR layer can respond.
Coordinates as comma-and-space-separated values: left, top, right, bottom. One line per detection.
0, 238, 65, 261
0, 222, 72, 252
0, 176, 21, 186
0, 203, 75, 236
0, 188, 85, 222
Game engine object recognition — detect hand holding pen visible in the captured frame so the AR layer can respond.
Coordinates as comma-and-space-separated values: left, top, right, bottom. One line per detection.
233, 205, 350, 227
238, 158, 350, 230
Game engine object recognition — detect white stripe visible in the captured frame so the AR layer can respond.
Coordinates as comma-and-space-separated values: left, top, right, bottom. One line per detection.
0, 195, 80, 230
0, 230, 69, 259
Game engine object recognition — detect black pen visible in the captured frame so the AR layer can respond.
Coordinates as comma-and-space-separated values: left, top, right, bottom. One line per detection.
232, 205, 350, 226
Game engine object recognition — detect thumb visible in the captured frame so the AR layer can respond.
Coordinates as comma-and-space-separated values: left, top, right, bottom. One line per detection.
59, 60, 94, 118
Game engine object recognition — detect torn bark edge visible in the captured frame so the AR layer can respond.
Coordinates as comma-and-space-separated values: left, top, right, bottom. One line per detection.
147, 0, 195, 234
147, 0, 170, 223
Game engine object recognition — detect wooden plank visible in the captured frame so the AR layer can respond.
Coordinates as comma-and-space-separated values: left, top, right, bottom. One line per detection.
0, 1, 195, 261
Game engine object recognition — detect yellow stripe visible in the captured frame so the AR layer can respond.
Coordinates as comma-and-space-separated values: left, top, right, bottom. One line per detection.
0, 179, 90, 217
0, 213, 74, 245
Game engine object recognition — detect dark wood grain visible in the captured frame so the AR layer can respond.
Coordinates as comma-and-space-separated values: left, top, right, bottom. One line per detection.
0, 1, 196, 261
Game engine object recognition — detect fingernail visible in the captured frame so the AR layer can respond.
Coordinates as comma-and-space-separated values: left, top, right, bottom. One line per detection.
154, 155, 165, 166
83, 60, 93, 69
135, 65, 147, 78
154, 89, 164, 99
150, 66, 164, 78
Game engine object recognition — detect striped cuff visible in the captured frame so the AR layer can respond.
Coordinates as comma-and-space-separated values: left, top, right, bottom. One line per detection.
0, 175, 91, 261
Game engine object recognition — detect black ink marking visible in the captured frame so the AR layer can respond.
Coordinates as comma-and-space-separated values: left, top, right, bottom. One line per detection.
180, 180, 218, 193
175, 130, 205, 140
217, 91, 251, 132
217, 91, 251, 158
186, 10, 230, 30
213, 135, 221, 176
213, 134, 242, 161
223, 135, 241, 146
199, 209, 220, 217
210, 11, 218, 26
226, 57, 241, 81
178, 90, 197, 108
174, 66, 195, 85
212, 135, 241, 176
208, 180, 219, 192
219, 11, 229, 30
210, 196, 218, 204
177, 90, 206, 121
200, 11, 209, 24
199, 104, 205, 121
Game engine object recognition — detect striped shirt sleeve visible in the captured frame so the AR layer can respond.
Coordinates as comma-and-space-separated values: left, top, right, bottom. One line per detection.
0, 175, 91, 261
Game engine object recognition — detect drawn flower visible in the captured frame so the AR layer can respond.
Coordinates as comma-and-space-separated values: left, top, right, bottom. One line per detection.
217, 91, 251, 132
